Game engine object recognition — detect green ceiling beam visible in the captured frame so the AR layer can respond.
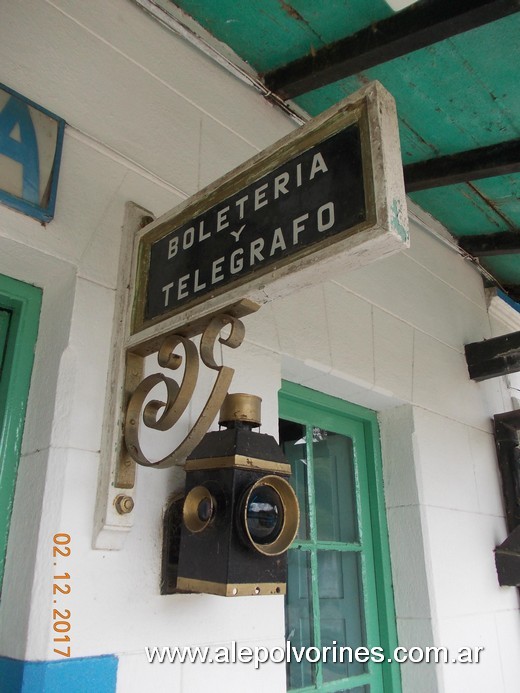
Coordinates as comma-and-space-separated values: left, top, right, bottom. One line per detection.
263, 0, 520, 99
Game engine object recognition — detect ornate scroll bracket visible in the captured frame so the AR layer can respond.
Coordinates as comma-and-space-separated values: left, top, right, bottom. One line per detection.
124, 313, 245, 469
93, 203, 259, 550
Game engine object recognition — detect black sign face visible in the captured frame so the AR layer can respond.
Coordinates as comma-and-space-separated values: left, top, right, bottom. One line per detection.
144, 124, 366, 324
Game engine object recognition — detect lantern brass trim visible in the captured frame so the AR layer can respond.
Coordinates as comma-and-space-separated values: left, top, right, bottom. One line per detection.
183, 486, 216, 533
175, 577, 286, 597
240, 475, 299, 557
219, 393, 261, 427
184, 455, 292, 475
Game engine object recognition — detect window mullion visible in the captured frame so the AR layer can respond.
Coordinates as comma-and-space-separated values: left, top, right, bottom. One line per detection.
305, 424, 323, 688
306, 424, 318, 546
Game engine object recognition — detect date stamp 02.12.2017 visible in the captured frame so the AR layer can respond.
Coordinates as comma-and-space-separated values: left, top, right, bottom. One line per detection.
51, 533, 72, 657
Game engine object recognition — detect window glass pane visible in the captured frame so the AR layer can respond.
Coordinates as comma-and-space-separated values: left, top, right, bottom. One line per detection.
318, 550, 367, 683
313, 430, 358, 543
280, 419, 310, 540
285, 550, 315, 689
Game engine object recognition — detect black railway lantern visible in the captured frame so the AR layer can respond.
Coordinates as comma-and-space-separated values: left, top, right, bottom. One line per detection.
175, 393, 299, 596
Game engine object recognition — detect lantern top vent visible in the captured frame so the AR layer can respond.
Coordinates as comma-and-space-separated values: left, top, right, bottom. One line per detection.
219, 393, 261, 429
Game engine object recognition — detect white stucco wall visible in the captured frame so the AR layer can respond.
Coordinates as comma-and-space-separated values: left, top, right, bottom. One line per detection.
0, 1, 518, 692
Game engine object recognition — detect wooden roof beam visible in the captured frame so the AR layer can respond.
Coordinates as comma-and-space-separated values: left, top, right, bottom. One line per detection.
403, 138, 520, 192
263, 0, 520, 99
458, 232, 520, 257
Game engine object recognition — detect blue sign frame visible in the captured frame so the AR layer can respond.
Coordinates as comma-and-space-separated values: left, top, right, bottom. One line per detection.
0, 83, 65, 223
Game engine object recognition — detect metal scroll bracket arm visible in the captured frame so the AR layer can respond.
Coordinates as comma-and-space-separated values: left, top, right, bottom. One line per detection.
123, 313, 246, 470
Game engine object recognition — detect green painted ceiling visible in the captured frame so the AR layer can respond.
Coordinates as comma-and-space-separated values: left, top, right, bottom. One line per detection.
170, 0, 520, 289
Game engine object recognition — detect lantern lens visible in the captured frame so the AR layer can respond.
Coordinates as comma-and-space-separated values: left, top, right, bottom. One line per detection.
240, 475, 299, 556
245, 485, 284, 544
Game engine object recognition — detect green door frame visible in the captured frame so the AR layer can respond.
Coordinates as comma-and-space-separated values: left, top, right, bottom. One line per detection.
279, 381, 401, 693
0, 273, 42, 594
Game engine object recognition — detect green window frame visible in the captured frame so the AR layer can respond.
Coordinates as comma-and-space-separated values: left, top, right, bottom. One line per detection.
0, 273, 41, 595
279, 381, 400, 693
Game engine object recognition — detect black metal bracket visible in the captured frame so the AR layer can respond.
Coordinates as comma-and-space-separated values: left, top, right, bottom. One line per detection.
160, 493, 191, 595
493, 411, 520, 534
493, 411, 520, 586
495, 526, 520, 587
465, 331, 520, 382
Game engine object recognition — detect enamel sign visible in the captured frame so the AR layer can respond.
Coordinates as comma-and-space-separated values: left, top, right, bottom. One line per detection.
0, 84, 65, 222
131, 81, 408, 337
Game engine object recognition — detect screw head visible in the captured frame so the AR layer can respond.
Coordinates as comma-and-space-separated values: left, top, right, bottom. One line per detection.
115, 494, 134, 515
